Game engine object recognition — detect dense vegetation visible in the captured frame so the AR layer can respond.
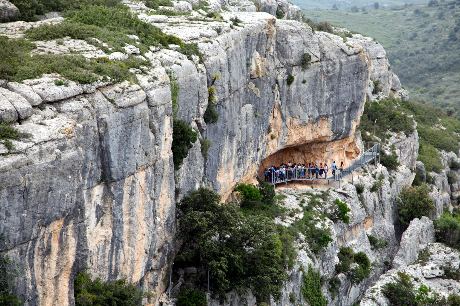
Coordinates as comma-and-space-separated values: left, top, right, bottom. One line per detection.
435, 212, 460, 250
74, 272, 143, 306
172, 119, 198, 169
0, 35, 147, 84
359, 98, 414, 142
176, 288, 207, 306
360, 98, 460, 173
382, 271, 460, 305
335, 247, 371, 284
301, 266, 327, 306
1, 4, 201, 84
305, 1, 460, 115
174, 187, 296, 302
397, 184, 434, 229
400, 101, 460, 172
0, 254, 21, 306
8, 0, 120, 21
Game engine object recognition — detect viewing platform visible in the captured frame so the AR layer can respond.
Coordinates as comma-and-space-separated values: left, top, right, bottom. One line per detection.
265, 143, 381, 186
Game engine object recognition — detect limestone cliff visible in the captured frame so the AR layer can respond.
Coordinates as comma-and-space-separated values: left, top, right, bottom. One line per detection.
0, 0, 405, 305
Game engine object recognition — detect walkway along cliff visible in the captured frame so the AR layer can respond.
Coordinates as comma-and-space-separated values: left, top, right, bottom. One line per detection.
0, 0, 408, 304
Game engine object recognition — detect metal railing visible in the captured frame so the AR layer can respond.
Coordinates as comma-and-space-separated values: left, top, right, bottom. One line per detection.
264, 143, 380, 186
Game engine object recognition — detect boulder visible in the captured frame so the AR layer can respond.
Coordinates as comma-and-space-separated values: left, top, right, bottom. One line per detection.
0, 0, 18, 22
393, 216, 435, 268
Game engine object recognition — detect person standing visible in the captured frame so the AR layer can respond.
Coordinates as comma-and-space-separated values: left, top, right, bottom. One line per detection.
324, 163, 328, 178
332, 161, 337, 179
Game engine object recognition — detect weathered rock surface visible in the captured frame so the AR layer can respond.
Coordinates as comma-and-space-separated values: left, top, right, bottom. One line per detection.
361, 243, 460, 306
0, 0, 18, 22
392, 217, 435, 269
0, 0, 408, 305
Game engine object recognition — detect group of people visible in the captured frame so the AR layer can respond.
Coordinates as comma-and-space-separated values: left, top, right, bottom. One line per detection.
263, 161, 345, 184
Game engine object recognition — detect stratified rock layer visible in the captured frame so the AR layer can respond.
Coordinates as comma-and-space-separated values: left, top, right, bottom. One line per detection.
0, 2, 404, 305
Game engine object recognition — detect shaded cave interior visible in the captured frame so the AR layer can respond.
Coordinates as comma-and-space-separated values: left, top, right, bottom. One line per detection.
258, 138, 361, 177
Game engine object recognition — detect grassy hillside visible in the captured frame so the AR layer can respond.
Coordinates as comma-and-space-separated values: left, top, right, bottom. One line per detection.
304, 1, 460, 115
292, 0, 425, 10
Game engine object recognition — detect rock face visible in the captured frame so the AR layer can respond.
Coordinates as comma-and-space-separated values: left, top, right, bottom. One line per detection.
0, 1, 406, 305
0, 0, 18, 22
361, 243, 460, 306
392, 217, 435, 269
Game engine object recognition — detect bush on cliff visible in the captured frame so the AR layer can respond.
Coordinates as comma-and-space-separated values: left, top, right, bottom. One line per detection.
380, 148, 399, 171
397, 184, 434, 230
0, 254, 21, 306
0, 122, 30, 151
9, 0, 120, 21
301, 266, 327, 306
335, 247, 371, 284
0, 36, 147, 84
435, 212, 460, 250
382, 271, 459, 305
175, 188, 295, 302
74, 272, 143, 306
176, 288, 207, 306
172, 119, 197, 169
359, 98, 414, 142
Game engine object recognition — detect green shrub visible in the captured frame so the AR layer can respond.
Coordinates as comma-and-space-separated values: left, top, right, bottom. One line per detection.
176, 188, 294, 302
316, 21, 334, 33
355, 184, 365, 194
301, 266, 327, 306
351, 252, 371, 283
336, 247, 354, 274
382, 272, 416, 306
0, 254, 21, 306
275, 7, 285, 19
0, 36, 147, 84
292, 208, 332, 254
200, 138, 211, 159
301, 53, 311, 69
328, 276, 340, 298
170, 73, 179, 116
235, 183, 262, 202
418, 140, 442, 173
372, 80, 383, 94
450, 159, 460, 170
435, 212, 460, 250
448, 171, 458, 185
359, 99, 414, 142
335, 247, 371, 283
204, 104, 219, 124
230, 17, 241, 26
0, 123, 30, 151
397, 184, 435, 229
287, 74, 294, 86
176, 288, 207, 306
370, 176, 384, 193
172, 119, 197, 169
145, 0, 173, 9
24, 5, 200, 60
334, 199, 351, 224
380, 149, 399, 171
9, 0, 120, 21
367, 234, 388, 250
74, 271, 143, 306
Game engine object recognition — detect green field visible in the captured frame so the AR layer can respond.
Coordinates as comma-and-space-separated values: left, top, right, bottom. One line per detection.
304, 1, 460, 115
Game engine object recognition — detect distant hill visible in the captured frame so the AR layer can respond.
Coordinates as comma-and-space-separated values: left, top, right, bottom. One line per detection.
304, 0, 460, 115
292, 0, 426, 10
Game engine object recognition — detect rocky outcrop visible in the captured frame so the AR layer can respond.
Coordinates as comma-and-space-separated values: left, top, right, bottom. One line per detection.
0, 0, 18, 22
361, 243, 460, 305
392, 217, 435, 269
0, 1, 407, 305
